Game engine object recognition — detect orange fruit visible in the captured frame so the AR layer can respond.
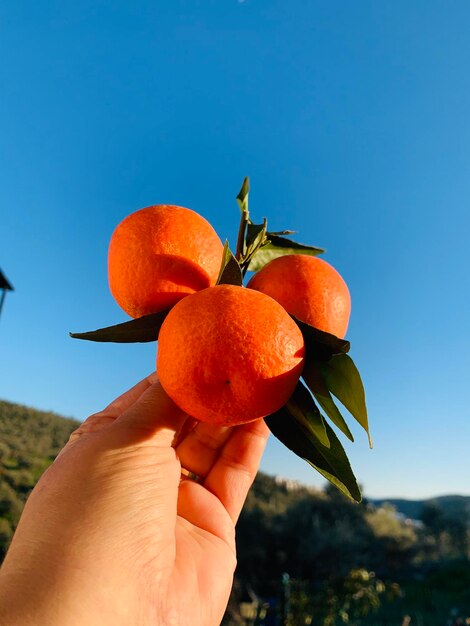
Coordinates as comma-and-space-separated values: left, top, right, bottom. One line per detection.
157, 284, 305, 425
108, 205, 224, 318
247, 255, 351, 338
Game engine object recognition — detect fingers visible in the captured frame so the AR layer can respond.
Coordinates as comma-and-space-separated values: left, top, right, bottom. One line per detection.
177, 481, 236, 552
59, 370, 269, 528
176, 423, 233, 478
203, 419, 270, 523
109, 381, 188, 448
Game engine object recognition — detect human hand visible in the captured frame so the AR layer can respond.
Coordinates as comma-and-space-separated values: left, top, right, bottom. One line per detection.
0, 374, 269, 626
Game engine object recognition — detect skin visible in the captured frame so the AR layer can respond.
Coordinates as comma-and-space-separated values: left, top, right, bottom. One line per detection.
0, 373, 269, 626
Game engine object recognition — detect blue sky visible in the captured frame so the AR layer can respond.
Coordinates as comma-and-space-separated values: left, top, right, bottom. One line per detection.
1, 1, 469, 498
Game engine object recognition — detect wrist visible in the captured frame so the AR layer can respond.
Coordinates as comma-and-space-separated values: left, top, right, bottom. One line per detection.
0, 568, 94, 626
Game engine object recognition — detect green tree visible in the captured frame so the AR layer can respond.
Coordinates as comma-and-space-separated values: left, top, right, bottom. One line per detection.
289, 569, 401, 626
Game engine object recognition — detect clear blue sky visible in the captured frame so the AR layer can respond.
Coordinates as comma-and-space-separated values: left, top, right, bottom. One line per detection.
1, 1, 469, 499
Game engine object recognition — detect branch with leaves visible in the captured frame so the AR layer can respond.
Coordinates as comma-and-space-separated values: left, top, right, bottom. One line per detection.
71, 178, 371, 502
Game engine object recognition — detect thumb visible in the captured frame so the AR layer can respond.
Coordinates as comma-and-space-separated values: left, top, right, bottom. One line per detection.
92, 382, 189, 512
108, 381, 188, 449
83, 383, 189, 546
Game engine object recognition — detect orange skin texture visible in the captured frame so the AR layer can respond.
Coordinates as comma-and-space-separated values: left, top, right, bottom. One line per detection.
248, 255, 351, 339
108, 205, 224, 318
157, 285, 305, 426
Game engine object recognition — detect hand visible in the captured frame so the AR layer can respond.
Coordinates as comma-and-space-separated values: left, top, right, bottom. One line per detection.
0, 374, 269, 626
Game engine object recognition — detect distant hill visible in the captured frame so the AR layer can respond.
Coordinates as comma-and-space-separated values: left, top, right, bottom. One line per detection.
2, 399, 470, 624
0, 399, 78, 558
1, 398, 468, 561
371, 496, 470, 521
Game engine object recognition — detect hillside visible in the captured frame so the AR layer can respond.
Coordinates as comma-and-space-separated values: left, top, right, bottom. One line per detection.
1, 399, 469, 624
372, 496, 470, 521
1, 398, 468, 538
0, 399, 78, 558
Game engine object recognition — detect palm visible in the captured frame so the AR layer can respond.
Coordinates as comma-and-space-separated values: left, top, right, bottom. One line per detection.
160, 418, 265, 626
170, 508, 236, 626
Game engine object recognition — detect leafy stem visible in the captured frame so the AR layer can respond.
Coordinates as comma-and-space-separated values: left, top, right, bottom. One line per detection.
234, 177, 324, 277
235, 177, 250, 260
236, 210, 249, 261
238, 222, 268, 277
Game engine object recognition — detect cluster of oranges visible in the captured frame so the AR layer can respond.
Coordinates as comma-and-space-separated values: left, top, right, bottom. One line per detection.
107, 200, 351, 427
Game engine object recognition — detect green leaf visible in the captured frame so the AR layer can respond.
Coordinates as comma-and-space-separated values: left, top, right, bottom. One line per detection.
245, 219, 268, 257
286, 381, 330, 448
268, 234, 325, 253
247, 236, 325, 271
265, 407, 362, 502
236, 176, 250, 216
295, 317, 350, 361
235, 178, 250, 259
322, 354, 372, 448
266, 230, 296, 236
302, 359, 354, 442
70, 310, 169, 343
216, 241, 243, 286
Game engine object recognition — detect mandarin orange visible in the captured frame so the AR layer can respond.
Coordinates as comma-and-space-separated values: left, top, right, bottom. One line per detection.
157, 284, 305, 425
108, 205, 223, 318
248, 254, 351, 338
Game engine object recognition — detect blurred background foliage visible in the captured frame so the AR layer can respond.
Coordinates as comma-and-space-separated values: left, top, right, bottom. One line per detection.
0, 400, 77, 560
0, 400, 469, 624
